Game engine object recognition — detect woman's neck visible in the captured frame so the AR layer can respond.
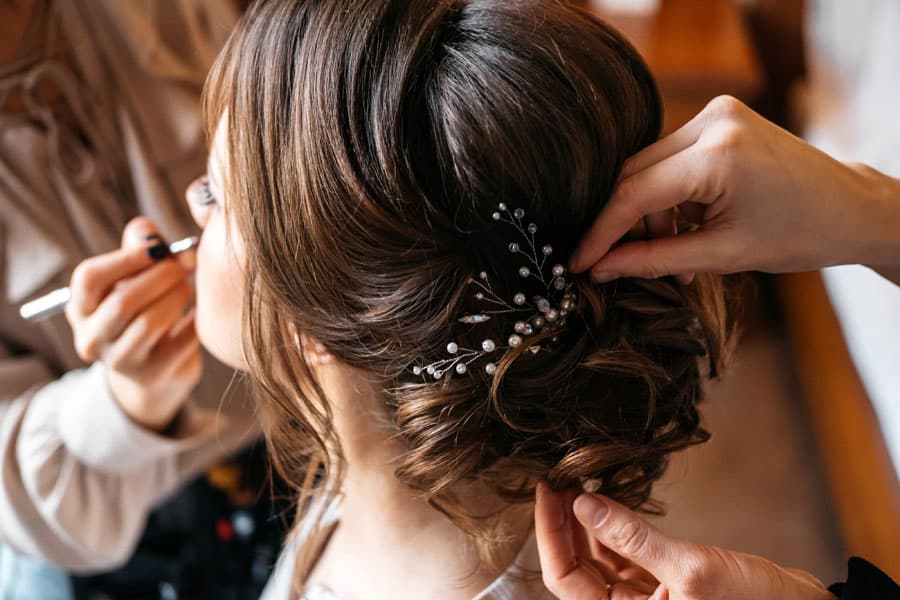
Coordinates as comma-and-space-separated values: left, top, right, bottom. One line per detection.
308, 362, 534, 596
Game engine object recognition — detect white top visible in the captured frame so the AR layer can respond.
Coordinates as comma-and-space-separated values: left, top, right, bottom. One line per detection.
260, 495, 555, 600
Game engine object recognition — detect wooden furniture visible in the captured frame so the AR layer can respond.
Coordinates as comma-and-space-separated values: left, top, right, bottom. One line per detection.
584, 0, 763, 132
779, 272, 900, 580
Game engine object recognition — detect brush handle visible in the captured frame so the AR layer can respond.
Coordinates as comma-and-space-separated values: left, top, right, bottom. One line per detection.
19, 236, 198, 322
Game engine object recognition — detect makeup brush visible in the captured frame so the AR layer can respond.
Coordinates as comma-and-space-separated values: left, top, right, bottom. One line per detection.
19, 236, 199, 322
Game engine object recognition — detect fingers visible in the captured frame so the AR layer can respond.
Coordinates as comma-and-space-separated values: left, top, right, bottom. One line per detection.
570, 150, 709, 274
102, 281, 195, 370
642, 210, 693, 286
587, 230, 733, 282
590, 540, 659, 593
68, 246, 158, 317
571, 96, 754, 276
129, 315, 201, 394
607, 582, 654, 600
643, 210, 676, 240
618, 107, 705, 180
122, 216, 163, 248
536, 483, 611, 600
72, 260, 190, 362
147, 320, 201, 386
572, 494, 689, 586
67, 216, 172, 318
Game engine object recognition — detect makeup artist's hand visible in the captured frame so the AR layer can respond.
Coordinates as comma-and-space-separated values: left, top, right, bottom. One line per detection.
569, 95, 900, 283
65, 217, 201, 433
535, 484, 833, 600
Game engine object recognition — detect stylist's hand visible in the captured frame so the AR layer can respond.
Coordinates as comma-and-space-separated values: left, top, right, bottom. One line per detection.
569, 95, 900, 282
65, 217, 200, 433
535, 483, 832, 600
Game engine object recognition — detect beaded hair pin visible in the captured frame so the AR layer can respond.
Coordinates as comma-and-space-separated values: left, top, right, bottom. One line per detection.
412, 203, 577, 380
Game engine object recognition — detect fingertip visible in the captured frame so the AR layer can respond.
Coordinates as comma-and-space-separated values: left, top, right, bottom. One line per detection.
567, 252, 584, 274
589, 255, 625, 282
587, 247, 633, 283
568, 243, 596, 274
590, 269, 620, 284
122, 216, 163, 248
573, 493, 610, 529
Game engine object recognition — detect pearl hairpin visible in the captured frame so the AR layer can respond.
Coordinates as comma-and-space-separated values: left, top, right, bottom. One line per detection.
412, 203, 576, 379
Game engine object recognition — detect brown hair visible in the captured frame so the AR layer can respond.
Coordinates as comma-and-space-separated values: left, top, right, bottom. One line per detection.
204, 0, 732, 576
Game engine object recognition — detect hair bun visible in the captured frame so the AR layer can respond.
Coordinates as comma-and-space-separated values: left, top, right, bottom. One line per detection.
212, 0, 736, 572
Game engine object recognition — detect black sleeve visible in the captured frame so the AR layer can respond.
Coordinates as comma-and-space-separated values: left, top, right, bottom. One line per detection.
828, 557, 900, 599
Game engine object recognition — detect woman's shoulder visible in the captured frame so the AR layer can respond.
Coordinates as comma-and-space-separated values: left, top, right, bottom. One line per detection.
260, 493, 342, 600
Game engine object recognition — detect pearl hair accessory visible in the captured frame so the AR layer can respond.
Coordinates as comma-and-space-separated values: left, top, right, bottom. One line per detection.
412, 203, 577, 380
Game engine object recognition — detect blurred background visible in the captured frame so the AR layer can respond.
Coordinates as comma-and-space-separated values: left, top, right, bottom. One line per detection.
582, 0, 900, 585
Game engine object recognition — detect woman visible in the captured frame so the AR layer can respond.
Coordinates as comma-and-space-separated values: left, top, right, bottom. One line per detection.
188, 0, 733, 597
0, 0, 265, 595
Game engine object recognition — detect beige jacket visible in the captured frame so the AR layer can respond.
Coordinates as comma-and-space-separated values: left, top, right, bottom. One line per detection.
0, 0, 258, 573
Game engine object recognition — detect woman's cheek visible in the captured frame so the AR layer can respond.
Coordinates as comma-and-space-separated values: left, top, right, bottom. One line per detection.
194, 215, 248, 370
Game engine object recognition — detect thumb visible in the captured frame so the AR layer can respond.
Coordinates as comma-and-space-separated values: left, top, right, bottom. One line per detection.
121, 216, 164, 250
573, 493, 691, 585
588, 230, 727, 282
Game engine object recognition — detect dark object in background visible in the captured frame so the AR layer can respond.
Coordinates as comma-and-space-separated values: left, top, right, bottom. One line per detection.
829, 558, 900, 600
73, 442, 290, 600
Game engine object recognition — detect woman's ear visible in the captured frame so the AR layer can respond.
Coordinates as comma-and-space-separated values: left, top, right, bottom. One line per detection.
290, 323, 336, 366
305, 339, 335, 366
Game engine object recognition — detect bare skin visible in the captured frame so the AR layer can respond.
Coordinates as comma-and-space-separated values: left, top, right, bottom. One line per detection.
302, 363, 534, 600
535, 485, 833, 600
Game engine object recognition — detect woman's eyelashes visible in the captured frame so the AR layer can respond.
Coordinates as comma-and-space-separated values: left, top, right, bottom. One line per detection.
199, 177, 218, 206
189, 176, 218, 207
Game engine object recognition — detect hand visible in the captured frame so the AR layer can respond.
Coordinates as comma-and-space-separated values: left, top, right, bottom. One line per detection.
65, 217, 201, 432
535, 483, 833, 600
569, 95, 900, 283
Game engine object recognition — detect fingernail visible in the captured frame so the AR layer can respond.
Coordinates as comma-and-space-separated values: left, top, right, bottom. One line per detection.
147, 241, 171, 261
591, 271, 619, 284
573, 494, 609, 528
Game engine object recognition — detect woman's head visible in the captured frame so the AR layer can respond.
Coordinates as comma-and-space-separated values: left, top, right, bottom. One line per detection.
194, 0, 731, 543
